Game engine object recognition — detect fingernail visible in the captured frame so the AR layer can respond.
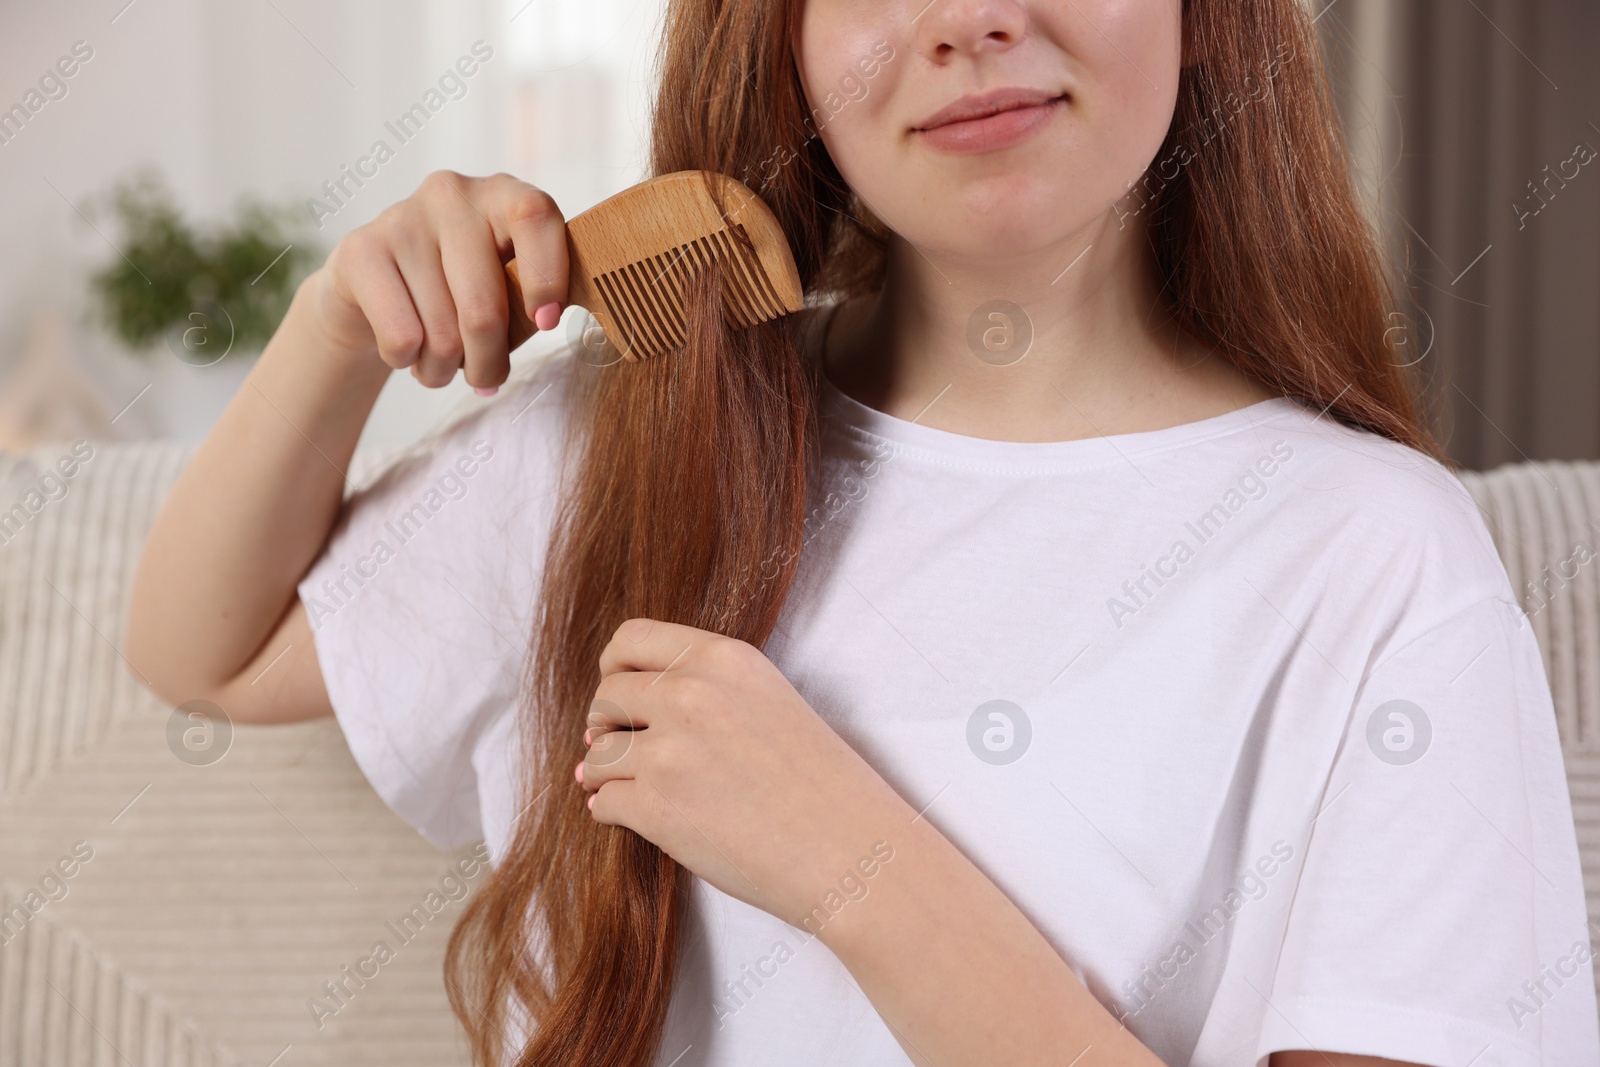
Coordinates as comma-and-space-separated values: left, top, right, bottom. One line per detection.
534, 301, 563, 332
583, 728, 592, 746
574, 760, 584, 785
474, 386, 498, 397
586, 793, 596, 810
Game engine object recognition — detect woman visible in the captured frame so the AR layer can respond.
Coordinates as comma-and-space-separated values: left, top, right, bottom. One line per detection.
126, 0, 1598, 1064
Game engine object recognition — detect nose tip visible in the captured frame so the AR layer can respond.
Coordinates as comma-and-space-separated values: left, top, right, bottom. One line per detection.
916, 0, 1029, 59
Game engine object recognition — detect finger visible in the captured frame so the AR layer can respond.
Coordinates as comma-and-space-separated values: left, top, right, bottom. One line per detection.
581, 722, 643, 786
436, 201, 512, 390
586, 691, 650, 735
597, 618, 718, 678
502, 260, 551, 345
391, 238, 463, 388
586, 777, 650, 832
339, 236, 423, 368
488, 179, 569, 321
503, 264, 537, 353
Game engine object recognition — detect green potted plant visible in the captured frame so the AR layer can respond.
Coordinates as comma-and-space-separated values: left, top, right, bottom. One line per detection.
87, 170, 320, 366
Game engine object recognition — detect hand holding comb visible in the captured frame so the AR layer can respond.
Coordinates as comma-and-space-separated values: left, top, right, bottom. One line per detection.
504, 170, 805, 362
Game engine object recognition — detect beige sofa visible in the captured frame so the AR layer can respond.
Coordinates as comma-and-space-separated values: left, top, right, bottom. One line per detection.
0, 442, 1596, 1067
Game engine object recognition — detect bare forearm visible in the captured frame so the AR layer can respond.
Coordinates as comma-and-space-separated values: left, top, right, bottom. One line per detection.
126, 270, 389, 700
817, 814, 1165, 1067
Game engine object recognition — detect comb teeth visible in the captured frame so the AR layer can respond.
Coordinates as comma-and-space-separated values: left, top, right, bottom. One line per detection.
592, 223, 789, 359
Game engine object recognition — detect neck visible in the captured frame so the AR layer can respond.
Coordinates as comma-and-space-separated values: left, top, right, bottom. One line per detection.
823, 213, 1273, 441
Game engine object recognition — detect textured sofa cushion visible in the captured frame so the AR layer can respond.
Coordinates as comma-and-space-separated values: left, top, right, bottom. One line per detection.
1460, 460, 1600, 955
0, 441, 476, 1067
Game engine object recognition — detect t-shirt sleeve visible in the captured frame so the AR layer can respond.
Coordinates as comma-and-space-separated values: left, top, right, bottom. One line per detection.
1256, 591, 1600, 1066
296, 350, 577, 852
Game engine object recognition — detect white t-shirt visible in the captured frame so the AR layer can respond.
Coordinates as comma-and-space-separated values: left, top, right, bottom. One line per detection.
298, 304, 1599, 1067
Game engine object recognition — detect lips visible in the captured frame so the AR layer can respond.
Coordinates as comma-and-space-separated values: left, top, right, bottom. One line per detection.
912, 88, 1067, 132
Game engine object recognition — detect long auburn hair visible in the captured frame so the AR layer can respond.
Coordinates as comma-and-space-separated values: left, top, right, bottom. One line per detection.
444, 0, 1446, 1064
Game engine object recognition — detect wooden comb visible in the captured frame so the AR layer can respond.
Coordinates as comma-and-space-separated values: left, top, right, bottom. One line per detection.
503, 170, 804, 362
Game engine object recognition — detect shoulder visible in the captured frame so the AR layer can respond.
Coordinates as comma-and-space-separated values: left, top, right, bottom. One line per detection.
1250, 400, 1516, 620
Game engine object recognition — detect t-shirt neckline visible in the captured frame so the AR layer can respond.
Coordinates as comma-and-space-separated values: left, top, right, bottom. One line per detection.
803, 302, 1307, 473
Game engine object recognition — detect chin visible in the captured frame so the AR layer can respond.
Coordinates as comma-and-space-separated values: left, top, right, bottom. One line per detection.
898, 218, 1084, 270
938, 190, 1107, 257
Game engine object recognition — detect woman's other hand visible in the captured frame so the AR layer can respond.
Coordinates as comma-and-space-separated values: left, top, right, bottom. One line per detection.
578, 618, 916, 926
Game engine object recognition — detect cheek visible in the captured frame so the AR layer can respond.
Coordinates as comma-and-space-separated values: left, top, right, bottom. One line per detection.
813, 92, 891, 199
1053, 0, 1184, 189
795, 5, 905, 178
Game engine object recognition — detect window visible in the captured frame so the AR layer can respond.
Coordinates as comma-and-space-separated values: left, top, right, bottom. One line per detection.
502, 0, 666, 215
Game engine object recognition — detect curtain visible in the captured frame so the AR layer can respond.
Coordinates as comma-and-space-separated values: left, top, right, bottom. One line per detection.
1317, 0, 1600, 469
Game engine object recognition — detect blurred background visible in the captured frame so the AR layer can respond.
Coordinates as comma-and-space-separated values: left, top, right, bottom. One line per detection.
0, 0, 664, 454
1321, 0, 1599, 467
0, 0, 1593, 464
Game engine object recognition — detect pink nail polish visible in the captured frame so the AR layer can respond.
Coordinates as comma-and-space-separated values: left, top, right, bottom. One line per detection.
534, 301, 563, 332
586, 793, 596, 810
574, 761, 584, 784
474, 386, 498, 397
583, 728, 592, 746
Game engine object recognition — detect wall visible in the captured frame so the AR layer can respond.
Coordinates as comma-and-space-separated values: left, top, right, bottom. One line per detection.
0, 0, 663, 449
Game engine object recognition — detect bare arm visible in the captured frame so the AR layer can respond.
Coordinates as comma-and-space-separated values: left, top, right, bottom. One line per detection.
125, 171, 569, 723
124, 291, 388, 723
817, 819, 1430, 1066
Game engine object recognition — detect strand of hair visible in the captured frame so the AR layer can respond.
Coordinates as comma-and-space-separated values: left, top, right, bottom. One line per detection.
710, 227, 783, 322
704, 232, 766, 327
597, 269, 670, 359
723, 224, 787, 318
